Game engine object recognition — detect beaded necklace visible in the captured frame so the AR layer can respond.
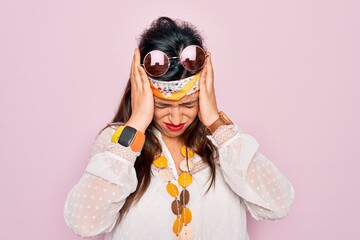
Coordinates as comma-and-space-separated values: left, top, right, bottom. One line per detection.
153, 146, 195, 240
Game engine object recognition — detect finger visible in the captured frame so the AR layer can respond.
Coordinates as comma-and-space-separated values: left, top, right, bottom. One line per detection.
199, 67, 207, 93
132, 48, 142, 89
130, 48, 137, 84
137, 65, 151, 90
130, 49, 142, 93
135, 49, 152, 94
205, 52, 215, 90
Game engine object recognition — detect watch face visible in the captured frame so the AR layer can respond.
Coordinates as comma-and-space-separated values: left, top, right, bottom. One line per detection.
118, 126, 137, 147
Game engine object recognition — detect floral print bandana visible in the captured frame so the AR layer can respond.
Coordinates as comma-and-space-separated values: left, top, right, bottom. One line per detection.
148, 71, 201, 100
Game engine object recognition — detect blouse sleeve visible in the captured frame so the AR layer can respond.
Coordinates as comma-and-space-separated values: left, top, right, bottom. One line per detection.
64, 126, 139, 237
208, 125, 295, 220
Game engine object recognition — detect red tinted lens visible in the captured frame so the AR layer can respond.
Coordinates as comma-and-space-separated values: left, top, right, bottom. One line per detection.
143, 50, 169, 77
180, 45, 206, 71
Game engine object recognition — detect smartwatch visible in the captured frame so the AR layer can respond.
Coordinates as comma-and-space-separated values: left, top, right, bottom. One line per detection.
112, 126, 145, 152
118, 126, 137, 147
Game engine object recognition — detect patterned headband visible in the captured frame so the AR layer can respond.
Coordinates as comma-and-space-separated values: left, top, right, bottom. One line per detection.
149, 71, 201, 101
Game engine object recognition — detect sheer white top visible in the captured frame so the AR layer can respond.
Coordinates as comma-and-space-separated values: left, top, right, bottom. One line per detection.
64, 125, 294, 240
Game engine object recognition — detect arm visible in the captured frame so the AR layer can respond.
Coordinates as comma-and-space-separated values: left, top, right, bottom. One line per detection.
64, 48, 153, 237
64, 126, 139, 237
208, 125, 295, 220
197, 52, 294, 220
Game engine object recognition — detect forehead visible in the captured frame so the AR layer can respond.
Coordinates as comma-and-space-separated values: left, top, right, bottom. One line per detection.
154, 92, 199, 104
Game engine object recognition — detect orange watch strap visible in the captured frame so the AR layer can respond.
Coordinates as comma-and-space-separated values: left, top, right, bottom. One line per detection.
130, 131, 146, 152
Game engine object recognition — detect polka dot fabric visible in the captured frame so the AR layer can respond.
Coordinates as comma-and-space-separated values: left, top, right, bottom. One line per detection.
64, 127, 138, 236
64, 125, 294, 239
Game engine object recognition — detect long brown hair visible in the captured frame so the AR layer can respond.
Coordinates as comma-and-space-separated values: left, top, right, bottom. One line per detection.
107, 17, 218, 222
108, 78, 218, 222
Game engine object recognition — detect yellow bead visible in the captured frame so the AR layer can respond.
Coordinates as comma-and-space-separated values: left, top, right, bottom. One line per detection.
178, 173, 192, 187
166, 183, 179, 197
153, 156, 168, 168
172, 217, 183, 234
181, 146, 194, 158
181, 208, 192, 224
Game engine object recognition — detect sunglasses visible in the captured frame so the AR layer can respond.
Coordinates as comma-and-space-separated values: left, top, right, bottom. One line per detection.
141, 45, 207, 77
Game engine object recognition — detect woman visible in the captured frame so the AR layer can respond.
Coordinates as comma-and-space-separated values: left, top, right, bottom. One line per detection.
64, 17, 294, 240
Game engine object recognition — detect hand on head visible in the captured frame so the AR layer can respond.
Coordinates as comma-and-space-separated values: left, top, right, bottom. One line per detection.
125, 48, 154, 133
125, 49, 220, 134
198, 52, 220, 127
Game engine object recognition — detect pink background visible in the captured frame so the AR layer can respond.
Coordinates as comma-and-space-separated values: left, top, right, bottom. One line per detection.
1, 0, 359, 239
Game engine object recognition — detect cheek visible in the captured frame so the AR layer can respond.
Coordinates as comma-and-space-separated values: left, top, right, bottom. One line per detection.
153, 109, 168, 122
185, 106, 199, 119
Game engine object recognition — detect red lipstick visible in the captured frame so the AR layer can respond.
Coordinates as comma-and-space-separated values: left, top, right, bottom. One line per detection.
165, 123, 185, 132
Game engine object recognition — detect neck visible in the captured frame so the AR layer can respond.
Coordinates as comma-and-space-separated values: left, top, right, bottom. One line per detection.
161, 135, 187, 176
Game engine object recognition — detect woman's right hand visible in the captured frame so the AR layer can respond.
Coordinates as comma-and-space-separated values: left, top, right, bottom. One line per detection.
125, 48, 154, 133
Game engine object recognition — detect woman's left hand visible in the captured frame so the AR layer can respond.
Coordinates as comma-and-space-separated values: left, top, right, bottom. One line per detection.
198, 52, 220, 126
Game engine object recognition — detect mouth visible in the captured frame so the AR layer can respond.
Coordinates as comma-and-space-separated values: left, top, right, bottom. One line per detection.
165, 123, 186, 132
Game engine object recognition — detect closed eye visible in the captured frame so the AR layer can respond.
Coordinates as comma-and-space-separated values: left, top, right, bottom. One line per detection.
182, 104, 196, 108
180, 100, 198, 108
154, 100, 198, 109
155, 103, 171, 109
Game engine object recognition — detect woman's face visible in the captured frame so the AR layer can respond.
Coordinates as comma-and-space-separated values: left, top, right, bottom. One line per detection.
153, 92, 199, 141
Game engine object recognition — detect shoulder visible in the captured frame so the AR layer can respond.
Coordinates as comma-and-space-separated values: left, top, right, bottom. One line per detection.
98, 122, 124, 138
90, 122, 124, 156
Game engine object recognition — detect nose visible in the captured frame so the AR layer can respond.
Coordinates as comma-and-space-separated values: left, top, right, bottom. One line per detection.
168, 106, 182, 125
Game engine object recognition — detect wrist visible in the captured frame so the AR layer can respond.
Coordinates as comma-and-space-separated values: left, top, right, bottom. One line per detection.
111, 125, 146, 152
125, 118, 148, 133
205, 111, 233, 135
204, 113, 219, 127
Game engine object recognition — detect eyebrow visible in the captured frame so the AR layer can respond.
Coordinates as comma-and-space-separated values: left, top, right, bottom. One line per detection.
154, 99, 198, 107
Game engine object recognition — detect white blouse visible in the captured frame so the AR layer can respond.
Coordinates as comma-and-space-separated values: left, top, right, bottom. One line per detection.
64, 124, 294, 240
